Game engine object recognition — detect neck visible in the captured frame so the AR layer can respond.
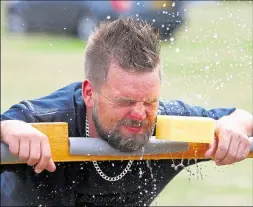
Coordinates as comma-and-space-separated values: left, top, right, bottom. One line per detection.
86, 110, 100, 138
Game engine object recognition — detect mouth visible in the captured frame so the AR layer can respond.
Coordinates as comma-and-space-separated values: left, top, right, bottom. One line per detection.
122, 125, 143, 133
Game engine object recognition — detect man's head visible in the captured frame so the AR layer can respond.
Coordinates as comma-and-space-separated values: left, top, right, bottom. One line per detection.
82, 18, 161, 152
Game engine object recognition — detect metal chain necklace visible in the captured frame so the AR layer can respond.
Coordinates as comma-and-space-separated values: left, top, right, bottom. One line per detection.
86, 115, 133, 182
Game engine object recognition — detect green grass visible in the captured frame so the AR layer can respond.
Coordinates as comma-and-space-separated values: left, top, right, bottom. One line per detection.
1, 1, 252, 206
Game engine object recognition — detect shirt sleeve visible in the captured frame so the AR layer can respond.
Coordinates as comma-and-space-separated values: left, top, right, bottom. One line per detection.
1, 101, 35, 122
158, 100, 236, 119
1, 102, 35, 174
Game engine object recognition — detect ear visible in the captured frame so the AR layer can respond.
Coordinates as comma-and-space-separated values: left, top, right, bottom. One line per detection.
82, 80, 94, 108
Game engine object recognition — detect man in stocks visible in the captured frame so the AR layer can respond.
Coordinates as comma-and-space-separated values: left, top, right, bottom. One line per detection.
1, 18, 252, 206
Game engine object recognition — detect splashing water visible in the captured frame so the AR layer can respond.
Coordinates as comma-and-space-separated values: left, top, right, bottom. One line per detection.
168, 149, 205, 182
213, 33, 218, 39
194, 150, 203, 180
185, 159, 194, 182
171, 154, 185, 171
139, 168, 144, 178
139, 146, 144, 160
146, 160, 157, 202
146, 160, 154, 179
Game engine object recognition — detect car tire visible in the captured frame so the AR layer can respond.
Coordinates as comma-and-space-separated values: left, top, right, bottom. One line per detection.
77, 16, 97, 41
6, 13, 27, 34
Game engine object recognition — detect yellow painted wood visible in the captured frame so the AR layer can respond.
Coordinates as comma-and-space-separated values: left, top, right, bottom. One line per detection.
156, 115, 216, 143
1, 119, 253, 164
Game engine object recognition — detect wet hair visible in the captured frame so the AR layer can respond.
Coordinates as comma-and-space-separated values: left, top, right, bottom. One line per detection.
84, 17, 161, 90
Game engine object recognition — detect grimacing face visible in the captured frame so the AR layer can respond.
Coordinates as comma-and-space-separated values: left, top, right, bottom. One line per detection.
92, 63, 161, 152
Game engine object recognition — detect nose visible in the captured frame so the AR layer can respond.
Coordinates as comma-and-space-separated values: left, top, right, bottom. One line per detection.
129, 102, 146, 121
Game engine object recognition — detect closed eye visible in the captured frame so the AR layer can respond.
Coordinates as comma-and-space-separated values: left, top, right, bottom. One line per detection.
144, 100, 158, 107
117, 99, 135, 106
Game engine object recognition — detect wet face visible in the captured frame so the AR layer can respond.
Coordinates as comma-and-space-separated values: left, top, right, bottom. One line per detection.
92, 62, 161, 152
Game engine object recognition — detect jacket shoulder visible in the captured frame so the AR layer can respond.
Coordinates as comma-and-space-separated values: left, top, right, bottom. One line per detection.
24, 82, 83, 115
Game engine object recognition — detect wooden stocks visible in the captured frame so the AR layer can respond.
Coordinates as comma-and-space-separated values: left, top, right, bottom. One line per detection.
1, 122, 253, 164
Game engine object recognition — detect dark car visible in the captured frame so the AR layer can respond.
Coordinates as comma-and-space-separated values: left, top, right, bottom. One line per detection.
5, 1, 186, 40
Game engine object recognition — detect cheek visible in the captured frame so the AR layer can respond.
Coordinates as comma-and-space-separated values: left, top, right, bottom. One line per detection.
146, 106, 158, 125
146, 105, 158, 118
98, 102, 129, 123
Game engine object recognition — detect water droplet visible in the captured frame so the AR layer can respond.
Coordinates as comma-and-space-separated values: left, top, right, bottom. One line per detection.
213, 33, 218, 39
152, 19, 156, 22
107, 16, 111, 20
140, 147, 145, 160
64, 27, 66, 30
139, 168, 144, 178
146, 160, 154, 179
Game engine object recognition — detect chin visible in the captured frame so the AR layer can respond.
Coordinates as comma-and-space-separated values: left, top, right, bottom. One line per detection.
115, 135, 150, 152
98, 125, 151, 152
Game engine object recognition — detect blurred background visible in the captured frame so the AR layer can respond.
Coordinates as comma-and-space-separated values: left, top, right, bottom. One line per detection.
1, 0, 252, 206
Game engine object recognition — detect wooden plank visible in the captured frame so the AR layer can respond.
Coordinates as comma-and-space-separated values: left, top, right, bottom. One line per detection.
1, 122, 253, 164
